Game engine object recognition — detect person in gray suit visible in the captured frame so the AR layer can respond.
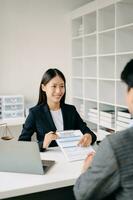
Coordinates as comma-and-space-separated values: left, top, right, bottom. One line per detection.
73, 59, 133, 200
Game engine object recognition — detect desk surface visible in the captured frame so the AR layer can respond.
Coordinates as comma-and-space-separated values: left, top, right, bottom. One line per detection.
0, 147, 83, 199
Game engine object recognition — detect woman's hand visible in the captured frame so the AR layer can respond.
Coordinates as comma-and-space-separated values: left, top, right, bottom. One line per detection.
78, 133, 92, 147
43, 131, 59, 149
82, 152, 95, 173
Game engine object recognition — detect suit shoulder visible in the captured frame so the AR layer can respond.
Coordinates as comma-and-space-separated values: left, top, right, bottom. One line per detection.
62, 103, 76, 111
107, 127, 133, 150
29, 104, 45, 113
109, 127, 133, 140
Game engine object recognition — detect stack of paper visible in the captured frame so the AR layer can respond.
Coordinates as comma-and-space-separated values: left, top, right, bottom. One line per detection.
88, 108, 98, 124
100, 110, 115, 129
116, 109, 131, 131
56, 130, 95, 162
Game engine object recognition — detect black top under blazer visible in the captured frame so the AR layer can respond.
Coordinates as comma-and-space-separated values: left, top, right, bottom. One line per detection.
18, 103, 96, 151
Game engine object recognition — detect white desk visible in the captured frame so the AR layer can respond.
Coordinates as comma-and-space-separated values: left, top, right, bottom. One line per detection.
0, 147, 83, 199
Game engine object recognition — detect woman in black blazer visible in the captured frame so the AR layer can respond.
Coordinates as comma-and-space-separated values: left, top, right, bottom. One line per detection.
19, 68, 96, 151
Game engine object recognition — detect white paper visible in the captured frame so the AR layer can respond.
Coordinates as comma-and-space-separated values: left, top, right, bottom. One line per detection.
56, 130, 95, 162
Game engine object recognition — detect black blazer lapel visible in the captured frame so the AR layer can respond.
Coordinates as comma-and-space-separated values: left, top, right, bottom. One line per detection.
43, 104, 57, 131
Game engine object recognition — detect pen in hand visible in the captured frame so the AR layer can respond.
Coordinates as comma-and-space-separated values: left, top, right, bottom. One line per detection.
43, 131, 59, 149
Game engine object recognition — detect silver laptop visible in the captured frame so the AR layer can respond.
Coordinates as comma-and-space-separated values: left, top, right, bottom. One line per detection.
0, 141, 55, 175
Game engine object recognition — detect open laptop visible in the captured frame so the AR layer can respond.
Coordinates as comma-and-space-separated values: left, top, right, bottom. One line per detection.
0, 141, 55, 175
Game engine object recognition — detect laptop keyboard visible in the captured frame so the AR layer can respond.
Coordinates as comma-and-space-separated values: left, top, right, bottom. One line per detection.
42, 160, 55, 173
42, 159, 55, 166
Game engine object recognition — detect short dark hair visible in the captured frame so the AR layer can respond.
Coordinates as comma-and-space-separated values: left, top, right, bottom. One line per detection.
37, 68, 66, 105
121, 59, 133, 90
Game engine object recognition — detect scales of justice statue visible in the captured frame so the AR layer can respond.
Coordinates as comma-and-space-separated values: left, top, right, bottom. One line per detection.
0, 123, 14, 140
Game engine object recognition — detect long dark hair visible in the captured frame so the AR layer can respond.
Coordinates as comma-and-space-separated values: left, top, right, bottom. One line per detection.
37, 68, 66, 105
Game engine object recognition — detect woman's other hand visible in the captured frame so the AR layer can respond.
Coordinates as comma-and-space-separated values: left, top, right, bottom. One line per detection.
43, 131, 59, 149
78, 133, 92, 147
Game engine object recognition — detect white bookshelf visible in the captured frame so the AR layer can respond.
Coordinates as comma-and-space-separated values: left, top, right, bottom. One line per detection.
71, 0, 133, 141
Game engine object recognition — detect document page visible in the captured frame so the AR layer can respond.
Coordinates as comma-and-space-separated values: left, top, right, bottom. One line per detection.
56, 130, 95, 162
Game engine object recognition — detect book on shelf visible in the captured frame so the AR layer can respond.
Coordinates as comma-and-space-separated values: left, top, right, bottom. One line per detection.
117, 109, 131, 119
100, 110, 115, 118
116, 121, 129, 128
88, 109, 98, 124
88, 116, 98, 124
89, 108, 98, 114
116, 119, 133, 131
99, 120, 115, 129
117, 116, 131, 124
88, 112, 98, 118
100, 116, 115, 123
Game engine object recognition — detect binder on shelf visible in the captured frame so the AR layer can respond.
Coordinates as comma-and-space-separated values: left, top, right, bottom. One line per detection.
117, 116, 131, 124
116, 121, 129, 128
88, 109, 98, 124
99, 120, 115, 130
117, 109, 131, 119
100, 110, 115, 118
88, 116, 98, 124
89, 108, 98, 114
100, 115, 115, 123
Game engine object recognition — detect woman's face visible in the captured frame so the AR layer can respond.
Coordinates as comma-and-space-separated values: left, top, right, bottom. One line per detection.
42, 75, 65, 105
126, 88, 133, 114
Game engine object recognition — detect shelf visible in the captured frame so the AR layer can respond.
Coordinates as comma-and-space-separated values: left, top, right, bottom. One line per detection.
116, 25, 133, 52
84, 34, 96, 56
85, 100, 97, 122
84, 79, 97, 100
99, 80, 115, 104
72, 98, 84, 118
98, 4, 115, 31
99, 56, 115, 79
116, 81, 127, 106
84, 12, 96, 34
99, 30, 115, 54
116, 0, 133, 27
72, 58, 83, 77
71, 0, 131, 140
83, 57, 97, 78
72, 38, 82, 57
72, 79, 83, 97
72, 17, 83, 37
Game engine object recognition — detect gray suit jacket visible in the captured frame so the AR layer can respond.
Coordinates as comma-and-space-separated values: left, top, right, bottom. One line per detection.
74, 127, 133, 200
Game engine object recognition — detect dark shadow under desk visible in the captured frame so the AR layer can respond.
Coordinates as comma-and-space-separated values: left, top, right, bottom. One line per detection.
5, 186, 75, 200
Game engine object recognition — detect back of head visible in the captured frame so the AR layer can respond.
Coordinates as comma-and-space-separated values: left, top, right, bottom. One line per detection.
121, 59, 133, 89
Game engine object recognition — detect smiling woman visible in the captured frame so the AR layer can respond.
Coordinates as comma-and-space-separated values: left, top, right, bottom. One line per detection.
18, 68, 97, 151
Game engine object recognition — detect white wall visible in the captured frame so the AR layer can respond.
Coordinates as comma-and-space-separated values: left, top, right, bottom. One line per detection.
0, 0, 92, 105
0, 0, 91, 106
0, 0, 69, 106
0, 0, 91, 138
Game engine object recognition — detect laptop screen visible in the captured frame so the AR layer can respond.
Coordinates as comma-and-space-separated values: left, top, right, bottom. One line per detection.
0, 141, 55, 175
